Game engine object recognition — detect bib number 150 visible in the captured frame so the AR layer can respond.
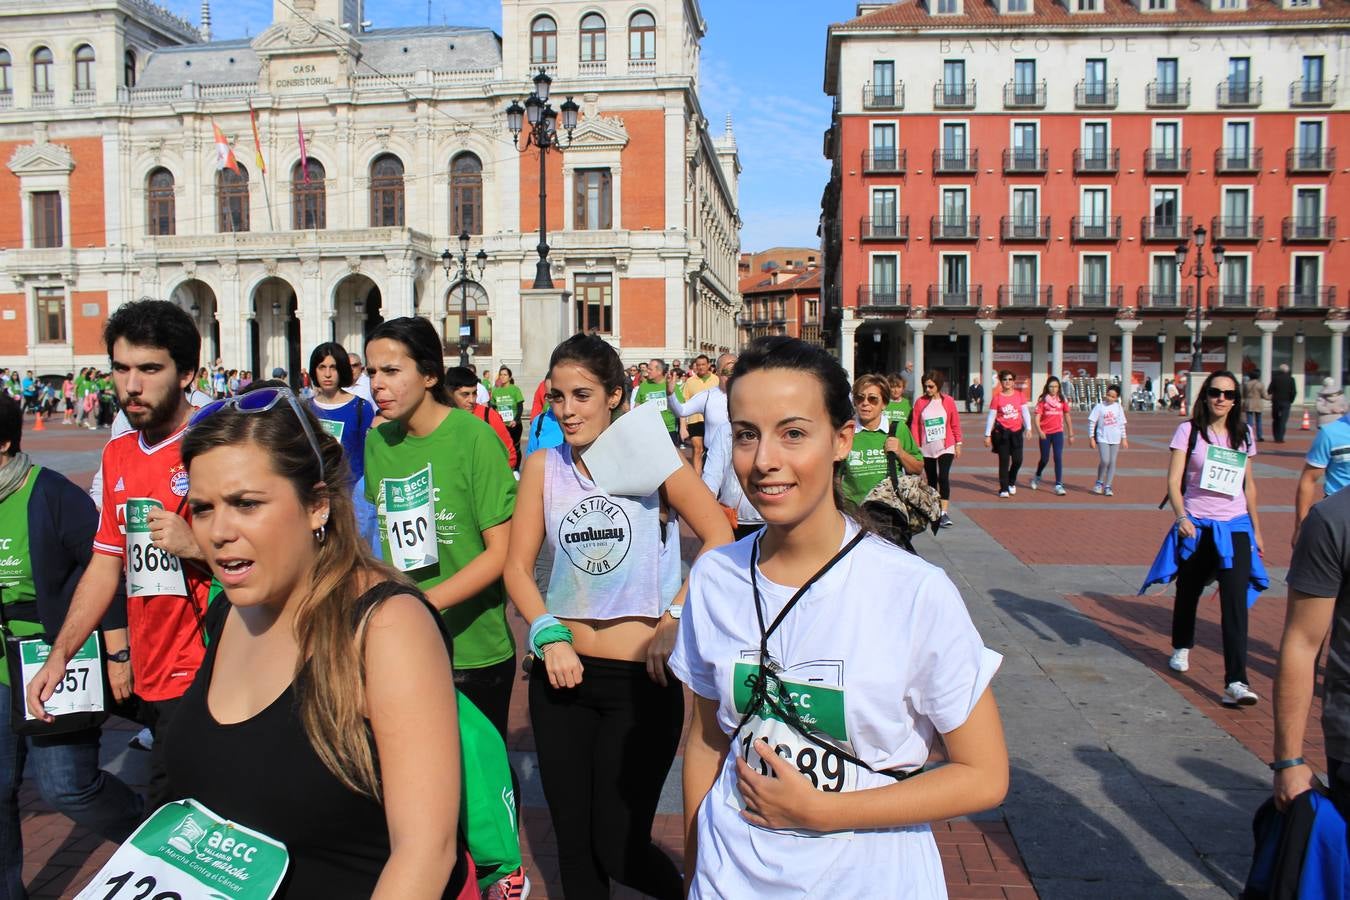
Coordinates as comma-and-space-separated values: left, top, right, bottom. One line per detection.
98, 870, 180, 900
388, 516, 429, 551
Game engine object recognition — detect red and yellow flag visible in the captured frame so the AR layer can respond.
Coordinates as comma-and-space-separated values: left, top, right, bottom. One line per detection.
248, 104, 266, 174
211, 120, 239, 174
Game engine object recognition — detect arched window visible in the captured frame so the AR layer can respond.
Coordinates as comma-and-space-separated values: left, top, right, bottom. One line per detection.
579, 13, 606, 62
291, 158, 326, 230
216, 164, 249, 232
124, 49, 136, 88
450, 152, 482, 236
74, 44, 95, 92
0, 50, 12, 94
629, 12, 656, 61
146, 168, 175, 236
369, 154, 404, 227
530, 16, 557, 64
32, 47, 52, 94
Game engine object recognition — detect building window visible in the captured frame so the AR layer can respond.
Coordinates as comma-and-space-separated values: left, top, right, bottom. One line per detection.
531, 16, 557, 64
1228, 57, 1251, 100
216, 164, 249, 232
369, 154, 404, 227
1221, 256, 1249, 304
291, 158, 326, 230
124, 49, 135, 87
1081, 256, 1108, 302
74, 44, 94, 91
1084, 59, 1107, 102
1224, 121, 1251, 166
575, 273, 612, 333
1007, 0, 1028, 10
32, 46, 52, 94
1077, 0, 1100, 9
871, 122, 896, 158
872, 60, 895, 105
0, 50, 11, 94
30, 191, 61, 247
1012, 255, 1039, 301
1301, 55, 1326, 100
942, 60, 966, 104
629, 11, 656, 61
35, 287, 65, 343
1011, 188, 1038, 229
872, 188, 897, 234
1082, 188, 1108, 234
941, 122, 966, 164
450, 152, 482, 235
934, 0, 959, 12
146, 167, 175, 236
573, 168, 613, 230
580, 13, 606, 62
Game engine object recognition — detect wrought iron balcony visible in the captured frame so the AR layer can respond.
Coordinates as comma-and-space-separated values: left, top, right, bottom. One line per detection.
1141, 215, 1194, 242
862, 149, 907, 174
1070, 216, 1121, 241
1282, 216, 1336, 242
1278, 285, 1336, 308
1075, 80, 1118, 108
1144, 148, 1191, 174
1289, 78, 1335, 107
1217, 79, 1262, 107
863, 82, 905, 110
857, 285, 912, 308
927, 285, 983, 307
1146, 80, 1190, 108
1003, 80, 1046, 108
1067, 285, 1123, 308
933, 81, 977, 109
1287, 147, 1335, 173
929, 215, 981, 240
1206, 286, 1265, 308
998, 285, 1053, 308
859, 215, 910, 242
1137, 285, 1195, 309
1210, 216, 1263, 242
1003, 148, 1048, 174
1000, 215, 1050, 241
1073, 148, 1119, 174
1214, 147, 1262, 173
933, 148, 978, 173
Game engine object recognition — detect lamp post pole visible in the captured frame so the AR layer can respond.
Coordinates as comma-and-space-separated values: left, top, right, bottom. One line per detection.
442, 232, 488, 367
505, 70, 579, 290
1175, 225, 1225, 407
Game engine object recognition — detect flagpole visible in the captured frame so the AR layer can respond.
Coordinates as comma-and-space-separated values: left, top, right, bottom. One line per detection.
249, 101, 276, 232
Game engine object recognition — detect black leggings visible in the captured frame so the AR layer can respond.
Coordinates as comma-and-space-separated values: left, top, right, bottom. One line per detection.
995, 429, 1024, 492
923, 454, 954, 500
529, 656, 684, 900
1171, 527, 1252, 686
454, 656, 515, 742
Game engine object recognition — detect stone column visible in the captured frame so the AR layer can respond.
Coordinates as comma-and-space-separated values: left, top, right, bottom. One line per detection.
1116, 319, 1141, 393
907, 319, 932, 390
1328, 320, 1348, 389
385, 253, 417, 319
1257, 319, 1281, 386
219, 261, 244, 370
839, 310, 860, 379
977, 319, 1000, 396
1046, 319, 1071, 395
299, 256, 324, 351
520, 289, 572, 387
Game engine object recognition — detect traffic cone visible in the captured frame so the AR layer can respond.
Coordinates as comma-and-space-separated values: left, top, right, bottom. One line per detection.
33, 411, 44, 431
1302, 409, 1312, 431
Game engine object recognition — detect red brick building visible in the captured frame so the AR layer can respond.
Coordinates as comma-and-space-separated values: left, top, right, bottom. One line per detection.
739, 267, 823, 345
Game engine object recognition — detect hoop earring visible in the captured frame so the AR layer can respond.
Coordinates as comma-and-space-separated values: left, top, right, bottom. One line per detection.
314, 525, 327, 545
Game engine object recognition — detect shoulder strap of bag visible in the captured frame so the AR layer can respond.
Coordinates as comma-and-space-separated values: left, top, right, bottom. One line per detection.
1158, 422, 1202, 510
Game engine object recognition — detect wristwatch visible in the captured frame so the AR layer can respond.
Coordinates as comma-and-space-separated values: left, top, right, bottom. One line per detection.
105, 648, 130, 663
665, 604, 683, 621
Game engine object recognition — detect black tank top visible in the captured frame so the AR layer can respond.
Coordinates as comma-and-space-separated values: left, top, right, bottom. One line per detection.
164, 582, 468, 898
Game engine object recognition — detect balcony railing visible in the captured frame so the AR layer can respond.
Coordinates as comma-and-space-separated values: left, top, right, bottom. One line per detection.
998, 285, 1053, 308
1210, 216, 1264, 242
1002, 148, 1048, 173
578, 60, 607, 76
1207, 286, 1266, 308
933, 81, 977, 109
1073, 148, 1119, 174
1144, 148, 1191, 174
1003, 80, 1046, 108
929, 215, 981, 240
862, 149, 906, 174
627, 58, 657, 74
0, 92, 11, 110
859, 215, 910, 241
1070, 216, 1122, 241
863, 82, 905, 109
1067, 285, 1123, 308
857, 285, 912, 308
928, 285, 983, 307
1217, 79, 1262, 107
932, 148, 978, 173
72, 89, 96, 105
1278, 285, 1337, 308
1000, 215, 1051, 241
1137, 285, 1195, 309
1141, 215, 1194, 242
1214, 147, 1262, 173
1287, 147, 1335, 173
1282, 216, 1336, 241
1074, 80, 1118, 108
31, 91, 54, 108
1289, 78, 1336, 107
1146, 80, 1190, 108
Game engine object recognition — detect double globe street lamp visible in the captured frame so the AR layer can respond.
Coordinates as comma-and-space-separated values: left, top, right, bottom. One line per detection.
1175, 225, 1226, 404
442, 231, 488, 366
505, 70, 579, 290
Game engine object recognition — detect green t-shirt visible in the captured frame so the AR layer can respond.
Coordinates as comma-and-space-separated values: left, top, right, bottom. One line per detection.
364, 409, 517, 669
634, 379, 676, 432
885, 398, 912, 428
490, 384, 525, 425
841, 424, 921, 506
0, 468, 44, 685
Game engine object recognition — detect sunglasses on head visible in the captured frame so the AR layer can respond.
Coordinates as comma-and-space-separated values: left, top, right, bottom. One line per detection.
1206, 387, 1238, 401
189, 387, 326, 479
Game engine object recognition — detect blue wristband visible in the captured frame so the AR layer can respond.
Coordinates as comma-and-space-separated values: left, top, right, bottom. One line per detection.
528, 614, 573, 657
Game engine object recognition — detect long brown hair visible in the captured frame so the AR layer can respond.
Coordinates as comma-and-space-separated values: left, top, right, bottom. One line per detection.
182, 384, 405, 800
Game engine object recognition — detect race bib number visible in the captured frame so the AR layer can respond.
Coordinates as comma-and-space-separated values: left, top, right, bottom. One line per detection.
496, 403, 516, 424
646, 395, 669, 413
20, 633, 103, 721
74, 799, 289, 900
383, 466, 437, 572
318, 418, 345, 439
1199, 445, 1246, 497
923, 416, 945, 445
125, 499, 188, 598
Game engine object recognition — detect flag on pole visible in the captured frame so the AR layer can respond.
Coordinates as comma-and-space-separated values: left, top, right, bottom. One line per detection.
248, 104, 266, 174
296, 111, 310, 184
211, 120, 239, 174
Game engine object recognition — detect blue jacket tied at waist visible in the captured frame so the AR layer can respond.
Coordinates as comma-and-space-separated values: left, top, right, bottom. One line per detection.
1139, 514, 1269, 608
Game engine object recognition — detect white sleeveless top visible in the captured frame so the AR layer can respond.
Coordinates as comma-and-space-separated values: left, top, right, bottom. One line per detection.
543, 443, 683, 620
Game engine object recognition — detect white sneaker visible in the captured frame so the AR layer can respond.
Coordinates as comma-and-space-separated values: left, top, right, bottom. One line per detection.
1029, 477, 1040, 491
998, 490, 1010, 498
1009, 485, 1017, 495
1054, 484, 1067, 496
1168, 648, 1189, 672
1222, 682, 1259, 707
1092, 482, 1104, 495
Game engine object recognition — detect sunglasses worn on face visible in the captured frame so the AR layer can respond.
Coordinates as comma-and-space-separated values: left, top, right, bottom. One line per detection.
854, 394, 884, 404
189, 387, 326, 478
1207, 388, 1238, 401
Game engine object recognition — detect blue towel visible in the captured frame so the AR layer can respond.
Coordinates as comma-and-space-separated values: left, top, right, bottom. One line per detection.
1139, 514, 1269, 608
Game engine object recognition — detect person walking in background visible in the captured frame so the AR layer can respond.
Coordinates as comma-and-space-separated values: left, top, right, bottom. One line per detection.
491, 367, 526, 465
306, 342, 380, 554
632, 359, 680, 447
1088, 385, 1128, 496
967, 374, 984, 414
1269, 363, 1297, 443
1243, 372, 1269, 442
886, 374, 911, 427
1292, 406, 1350, 547
1030, 376, 1074, 496
983, 371, 1031, 498
842, 374, 923, 508
446, 366, 518, 470
1315, 377, 1347, 427
912, 371, 962, 528
683, 355, 719, 478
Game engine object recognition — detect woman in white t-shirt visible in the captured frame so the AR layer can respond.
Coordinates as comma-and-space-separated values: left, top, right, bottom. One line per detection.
1087, 385, 1128, 496
670, 335, 1007, 899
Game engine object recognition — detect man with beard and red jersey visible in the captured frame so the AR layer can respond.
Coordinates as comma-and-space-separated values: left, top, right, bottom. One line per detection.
27, 299, 211, 807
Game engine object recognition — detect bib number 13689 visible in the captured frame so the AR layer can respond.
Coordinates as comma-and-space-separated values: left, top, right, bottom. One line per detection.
97, 870, 181, 900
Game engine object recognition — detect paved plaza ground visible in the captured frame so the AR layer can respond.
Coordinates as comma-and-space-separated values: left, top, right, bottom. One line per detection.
15, 405, 1323, 898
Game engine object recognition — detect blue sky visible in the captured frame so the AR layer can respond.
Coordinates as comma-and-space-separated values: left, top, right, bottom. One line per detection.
163, 0, 841, 253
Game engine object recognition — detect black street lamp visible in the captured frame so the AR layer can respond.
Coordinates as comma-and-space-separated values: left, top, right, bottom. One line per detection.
1175, 225, 1225, 401
506, 70, 579, 289
442, 231, 488, 366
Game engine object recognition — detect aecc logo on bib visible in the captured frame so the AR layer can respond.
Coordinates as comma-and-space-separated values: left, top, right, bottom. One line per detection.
559, 496, 631, 576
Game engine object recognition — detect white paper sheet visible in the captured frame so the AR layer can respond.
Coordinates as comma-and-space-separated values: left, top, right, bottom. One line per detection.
580, 401, 683, 497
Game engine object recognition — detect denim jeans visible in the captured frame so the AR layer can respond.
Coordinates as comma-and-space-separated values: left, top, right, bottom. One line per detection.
1246, 411, 1264, 442
0, 683, 143, 899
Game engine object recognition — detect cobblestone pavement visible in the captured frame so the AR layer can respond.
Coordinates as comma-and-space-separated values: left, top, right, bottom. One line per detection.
17, 407, 1319, 897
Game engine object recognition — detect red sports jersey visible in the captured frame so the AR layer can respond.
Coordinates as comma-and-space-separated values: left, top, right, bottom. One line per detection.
94, 424, 209, 702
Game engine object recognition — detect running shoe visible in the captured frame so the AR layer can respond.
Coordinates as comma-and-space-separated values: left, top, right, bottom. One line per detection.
1168, 648, 1189, 672
1104, 486, 1114, 497
128, 727, 154, 752
1092, 482, 1104, 495
1029, 477, 1040, 491
938, 513, 954, 528
1222, 682, 1259, 707
1054, 484, 1066, 496
1008, 485, 1017, 496
998, 490, 1010, 498
486, 867, 530, 900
